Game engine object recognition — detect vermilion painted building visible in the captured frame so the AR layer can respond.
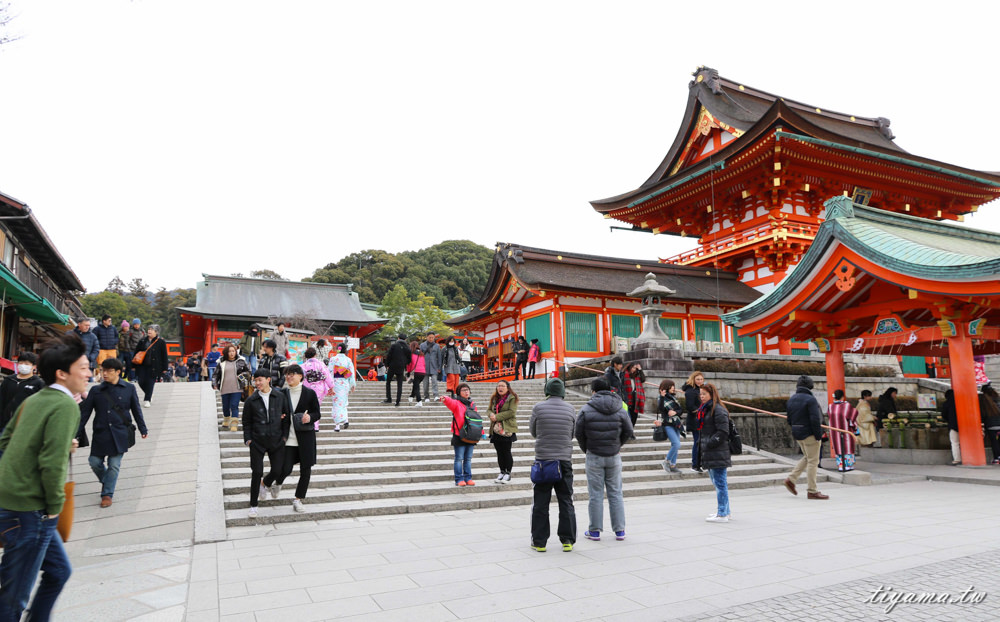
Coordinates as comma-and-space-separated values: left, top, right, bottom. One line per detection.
445, 243, 759, 378
592, 67, 1000, 358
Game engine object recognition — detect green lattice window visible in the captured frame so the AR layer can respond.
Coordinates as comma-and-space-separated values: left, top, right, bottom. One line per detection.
734, 327, 758, 354
790, 338, 811, 356
524, 313, 551, 353
565, 312, 598, 352
611, 315, 640, 339
658, 317, 683, 340
694, 319, 721, 342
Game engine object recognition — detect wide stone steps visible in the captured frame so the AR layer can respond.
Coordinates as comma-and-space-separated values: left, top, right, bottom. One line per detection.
218, 380, 818, 526
223, 472, 814, 526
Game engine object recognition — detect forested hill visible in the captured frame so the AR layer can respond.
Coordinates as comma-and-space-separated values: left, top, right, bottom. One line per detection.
305, 240, 493, 309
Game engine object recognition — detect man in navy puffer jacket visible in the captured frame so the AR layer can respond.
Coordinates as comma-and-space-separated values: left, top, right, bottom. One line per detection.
784, 375, 828, 500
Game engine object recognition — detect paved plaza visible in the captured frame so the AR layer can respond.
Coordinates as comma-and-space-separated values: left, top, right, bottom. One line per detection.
51, 383, 999, 621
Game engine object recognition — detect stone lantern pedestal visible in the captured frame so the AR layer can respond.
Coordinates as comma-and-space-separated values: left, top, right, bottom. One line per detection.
621, 274, 693, 401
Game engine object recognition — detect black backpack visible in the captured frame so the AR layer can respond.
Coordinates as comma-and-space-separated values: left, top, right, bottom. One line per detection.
728, 418, 743, 455
458, 403, 484, 444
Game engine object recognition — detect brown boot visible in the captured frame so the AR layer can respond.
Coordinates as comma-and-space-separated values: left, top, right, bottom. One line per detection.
100, 495, 113, 508
783, 478, 798, 496
229, 420, 238, 432
807, 491, 829, 500
221, 416, 231, 429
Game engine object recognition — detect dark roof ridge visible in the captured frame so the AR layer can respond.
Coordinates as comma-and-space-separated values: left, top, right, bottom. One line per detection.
495, 242, 740, 279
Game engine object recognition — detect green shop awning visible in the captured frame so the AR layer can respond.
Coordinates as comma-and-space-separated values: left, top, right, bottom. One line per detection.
0, 263, 70, 325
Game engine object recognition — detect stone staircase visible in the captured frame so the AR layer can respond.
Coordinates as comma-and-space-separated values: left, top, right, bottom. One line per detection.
219, 380, 824, 526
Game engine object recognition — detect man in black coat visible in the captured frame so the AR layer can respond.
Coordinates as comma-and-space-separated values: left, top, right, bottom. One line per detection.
78, 358, 149, 508
272, 364, 322, 512
783, 375, 828, 499
383, 334, 410, 407
603, 357, 625, 398
257, 339, 287, 388
243, 368, 290, 518
0, 352, 45, 434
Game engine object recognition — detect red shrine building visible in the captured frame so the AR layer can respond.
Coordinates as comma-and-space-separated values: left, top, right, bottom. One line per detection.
446, 243, 759, 379
592, 67, 1000, 356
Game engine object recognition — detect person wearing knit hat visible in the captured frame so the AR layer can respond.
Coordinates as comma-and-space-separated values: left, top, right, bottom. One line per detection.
528, 375, 576, 552
118, 320, 133, 378
125, 320, 146, 381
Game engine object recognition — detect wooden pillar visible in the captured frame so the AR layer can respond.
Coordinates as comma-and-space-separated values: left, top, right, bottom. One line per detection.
348, 326, 358, 368
553, 306, 566, 378
602, 302, 611, 355
947, 330, 987, 466
824, 348, 845, 406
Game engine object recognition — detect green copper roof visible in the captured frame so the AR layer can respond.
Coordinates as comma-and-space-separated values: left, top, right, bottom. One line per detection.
723, 196, 1000, 326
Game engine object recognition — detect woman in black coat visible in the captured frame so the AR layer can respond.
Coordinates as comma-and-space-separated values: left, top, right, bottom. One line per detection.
682, 371, 706, 472
876, 387, 898, 431
697, 382, 732, 523
273, 364, 322, 512
133, 325, 168, 406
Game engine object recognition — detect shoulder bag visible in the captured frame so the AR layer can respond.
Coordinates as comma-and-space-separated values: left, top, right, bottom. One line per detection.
132, 338, 159, 366
530, 459, 561, 484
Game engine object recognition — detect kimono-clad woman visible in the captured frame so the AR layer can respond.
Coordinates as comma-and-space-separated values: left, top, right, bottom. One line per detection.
327, 342, 356, 432
827, 389, 859, 472
856, 390, 879, 447
301, 347, 334, 430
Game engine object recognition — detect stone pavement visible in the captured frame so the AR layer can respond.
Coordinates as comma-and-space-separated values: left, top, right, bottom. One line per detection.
50, 382, 1000, 621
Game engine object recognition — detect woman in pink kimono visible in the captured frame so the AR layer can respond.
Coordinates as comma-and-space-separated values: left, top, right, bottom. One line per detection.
828, 389, 859, 472
327, 342, 357, 432
302, 347, 334, 430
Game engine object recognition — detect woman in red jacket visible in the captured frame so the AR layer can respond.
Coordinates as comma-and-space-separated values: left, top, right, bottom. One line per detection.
441, 384, 479, 486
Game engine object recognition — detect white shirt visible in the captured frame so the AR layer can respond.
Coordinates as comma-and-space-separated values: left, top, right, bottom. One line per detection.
286, 384, 303, 447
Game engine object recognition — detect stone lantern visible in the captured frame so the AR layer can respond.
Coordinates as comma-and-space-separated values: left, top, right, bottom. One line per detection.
627, 273, 676, 347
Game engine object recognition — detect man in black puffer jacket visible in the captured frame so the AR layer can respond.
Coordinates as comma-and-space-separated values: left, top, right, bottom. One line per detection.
383, 334, 411, 407
575, 377, 632, 542
783, 375, 828, 500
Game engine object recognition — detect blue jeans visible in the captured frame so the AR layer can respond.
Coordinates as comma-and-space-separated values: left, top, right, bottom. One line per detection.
708, 468, 730, 517
585, 453, 625, 532
89, 454, 123, 498
664, 426, 680, 465
247, 355, 258, 374
691, 430, 701, 468
0, 509, 72, 622
221, 392, 241, 420
453, 443, 474, 483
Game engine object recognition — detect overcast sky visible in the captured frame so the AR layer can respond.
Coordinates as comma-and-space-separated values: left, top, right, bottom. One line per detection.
0, 1, 997, 293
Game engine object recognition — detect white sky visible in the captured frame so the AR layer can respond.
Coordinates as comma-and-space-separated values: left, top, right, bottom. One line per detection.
1, 1, 998, 293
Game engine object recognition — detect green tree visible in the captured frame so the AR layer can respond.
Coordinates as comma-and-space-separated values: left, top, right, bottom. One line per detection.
376, 285, 452, 341
106, 276, 126, 296
249, 269, 286, 280
152, 288, 197, 340
127, 278, 149, 298
80, 291, 129, 320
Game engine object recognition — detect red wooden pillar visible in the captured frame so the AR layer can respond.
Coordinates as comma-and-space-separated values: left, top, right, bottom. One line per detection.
824, 348, 845, 406
947, 330, 986, 466
553, 305, 566, 377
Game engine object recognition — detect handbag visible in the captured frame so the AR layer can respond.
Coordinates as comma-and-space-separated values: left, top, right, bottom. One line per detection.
132, 337, 159, 365
292, 412, 316, 432
652, 422, 668, 442
530, 459, 561, 484
728, 418, 743, 455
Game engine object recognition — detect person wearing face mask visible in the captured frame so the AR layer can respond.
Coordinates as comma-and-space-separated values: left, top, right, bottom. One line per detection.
0, 353, 45, 435
441, 337, 463, 399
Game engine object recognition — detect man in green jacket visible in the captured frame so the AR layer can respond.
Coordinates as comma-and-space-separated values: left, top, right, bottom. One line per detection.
0, 333, 89, 621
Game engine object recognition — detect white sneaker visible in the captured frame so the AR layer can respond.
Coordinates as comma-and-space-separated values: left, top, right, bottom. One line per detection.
408, 397, 414, 403
143, 400, 151, 408
259, 483, 268, 501
705, 515, 729, 523
415, 401, 422, 408
292, 499, 304, 513
248, 506, 258, 518
269, 484, 280, 499
502, 473, 512, 483
495, 473, 505, 483
661, 460, 670, 473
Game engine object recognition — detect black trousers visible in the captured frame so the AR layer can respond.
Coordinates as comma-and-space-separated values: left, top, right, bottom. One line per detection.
527, 362, 536, 379
410, 373, 425, 401
531, 459, 576, 546
275, 445, 312, 499
136, 366, 156, 401
250, 443, 284, 506
988, 429, 1000, 461
493, 435, 514, 473
385, 369, 405, 404
515, 358, 527, 380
